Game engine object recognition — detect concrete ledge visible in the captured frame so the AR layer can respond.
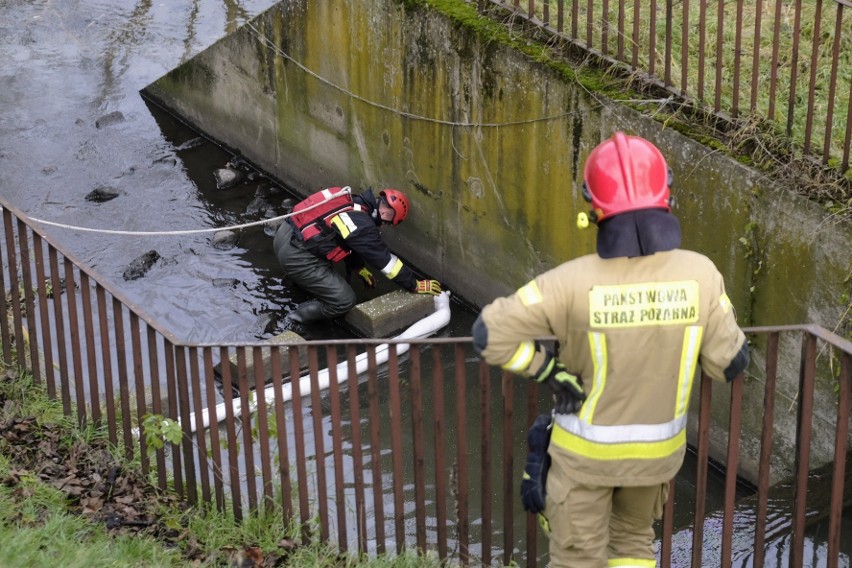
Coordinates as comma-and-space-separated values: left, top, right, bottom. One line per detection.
344, 290, 435, 338
213, 330, 308, 386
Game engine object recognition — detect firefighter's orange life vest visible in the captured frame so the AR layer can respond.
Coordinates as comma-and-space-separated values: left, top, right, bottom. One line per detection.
290, 187, 360, 262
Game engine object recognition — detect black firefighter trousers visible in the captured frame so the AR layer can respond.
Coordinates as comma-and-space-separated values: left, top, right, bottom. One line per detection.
272, 221, 357, 323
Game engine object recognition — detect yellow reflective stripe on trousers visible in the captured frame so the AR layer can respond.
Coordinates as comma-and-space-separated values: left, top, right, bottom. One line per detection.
608, 558, 657, 567
675, 325, 703, 418
381, 255, 404, 279
551, 417, 687, 460
501, 340, 535, 373
578, 331, 607, 423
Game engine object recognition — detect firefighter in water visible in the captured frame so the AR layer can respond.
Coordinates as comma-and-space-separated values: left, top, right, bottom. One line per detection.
471, 132, 749, 567
273, 186, 442, 326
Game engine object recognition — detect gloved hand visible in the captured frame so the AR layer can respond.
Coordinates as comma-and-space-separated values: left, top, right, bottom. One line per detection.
357, 267, 376, 288
415, 279, 442, 295
535, 357, 585, 414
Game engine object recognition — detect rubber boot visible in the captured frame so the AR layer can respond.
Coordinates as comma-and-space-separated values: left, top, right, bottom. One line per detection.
288, 299, 326, 324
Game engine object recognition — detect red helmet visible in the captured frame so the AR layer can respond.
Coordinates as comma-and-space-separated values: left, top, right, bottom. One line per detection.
582, 132, 672, 223
379, 189, 409, 225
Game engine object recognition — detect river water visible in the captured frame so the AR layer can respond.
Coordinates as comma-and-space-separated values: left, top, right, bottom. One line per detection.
2, 1, 849, 565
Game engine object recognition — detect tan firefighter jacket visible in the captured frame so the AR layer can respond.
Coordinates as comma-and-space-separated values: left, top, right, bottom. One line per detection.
479, 249, 747, 487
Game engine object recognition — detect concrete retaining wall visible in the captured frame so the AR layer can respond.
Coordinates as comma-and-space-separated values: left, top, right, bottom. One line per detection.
142, 0, 851, 484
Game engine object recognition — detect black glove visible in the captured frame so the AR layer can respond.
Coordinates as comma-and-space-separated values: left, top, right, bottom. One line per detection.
535, 357, 586, 414
520, 413, 552, 514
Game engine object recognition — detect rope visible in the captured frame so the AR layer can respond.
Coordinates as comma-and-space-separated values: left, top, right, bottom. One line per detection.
24, 187, 352, 237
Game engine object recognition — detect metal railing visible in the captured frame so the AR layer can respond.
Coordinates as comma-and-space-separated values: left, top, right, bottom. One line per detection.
2, 197, 851, 566
476, 0, 852, 174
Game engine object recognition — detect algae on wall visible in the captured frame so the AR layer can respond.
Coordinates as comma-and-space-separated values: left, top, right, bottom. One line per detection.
142, 0, 852, 482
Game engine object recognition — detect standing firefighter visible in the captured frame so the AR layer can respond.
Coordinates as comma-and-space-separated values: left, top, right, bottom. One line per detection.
274, 186, 442, 326
471, 132, 749, 567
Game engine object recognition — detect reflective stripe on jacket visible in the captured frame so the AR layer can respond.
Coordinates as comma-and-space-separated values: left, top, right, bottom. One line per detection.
479, 249, 746, 486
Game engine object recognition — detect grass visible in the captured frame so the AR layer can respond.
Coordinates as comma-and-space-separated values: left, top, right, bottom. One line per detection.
522, 0, 851, 158
0, 365, 448, 567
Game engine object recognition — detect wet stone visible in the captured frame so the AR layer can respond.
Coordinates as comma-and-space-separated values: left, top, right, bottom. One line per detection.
85, 186, 121, 203
122, 250, 160, 281
213, 330, 308, 389
212, 230, 238, 250
344, 290, 434, 338
95, 111, 125, 129
213, 167, 244, 190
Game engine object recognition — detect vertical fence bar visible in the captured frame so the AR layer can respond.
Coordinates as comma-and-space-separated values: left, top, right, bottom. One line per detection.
749, 0, 764, 112
501, 370, 515, 566
388, 344, 405, 553
768, 0, 783, 119
326, 346, 348, 550
344, 344, 366, 554
731, 0, 744, 116
697, 0, 707, 102
49, 249, 71, 415
0, 211, 12, 366
32, 235, 56, 395
97, 286, 116, 445
753, 332, 779, 567
664, 0, 673, 86
431, 345, 448, 560
721, 374, 744, 568
556, 0, 564, 32
844, 74, 852, 171
525, 382, 539, 568
79, 274, 100, 423
713, 0, 725, 111
790, 332, 817, 568
219, 346, 242, 520
190, 346, 211, 505
455, 343, 470, 564
691, 373, 712, 567
236, 347, 257, 512
648, 0, 657, 76
480, 359, 492, 566
802, 0, 823, 152
3, 214, 23, 372
290, 344, 310, 540
586, 0, 593, 48
821, 3, 844, 162
307, 345, 329, 541
660, 478, 675, 567
571, 0, 579, 39
175, 345, 198, 506
149, 327, 168, 492
202, 347, 225, 510
631, 0, 639, 67
616, 0, 624, 59
410, 347, 427, 553
785, 0, 803, 136
113, 298, 133, 458
680, 0, 689, 93
366, 345, 386, 553
252, 346, 273, 512
63, 259, 86, 426
17, 222, 40, 383
129, 313, 149, 474
827, 351, 851, 568
269, 346, 292, 521
164, 341, 184, 499
601, 0, 609, 55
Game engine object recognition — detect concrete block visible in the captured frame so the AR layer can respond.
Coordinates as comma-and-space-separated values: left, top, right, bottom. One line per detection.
214, 330, 308, 386
344, 290, 435, 338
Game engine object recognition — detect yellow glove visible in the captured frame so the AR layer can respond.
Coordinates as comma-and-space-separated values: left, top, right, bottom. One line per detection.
415, 279, 442, 295
358, 267, 376, 288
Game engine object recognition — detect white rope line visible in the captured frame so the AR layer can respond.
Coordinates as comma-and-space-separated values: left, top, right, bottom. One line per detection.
23, 187, 352, 237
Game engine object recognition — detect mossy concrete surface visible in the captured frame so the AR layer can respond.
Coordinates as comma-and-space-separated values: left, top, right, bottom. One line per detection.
142, 0, 851, 483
